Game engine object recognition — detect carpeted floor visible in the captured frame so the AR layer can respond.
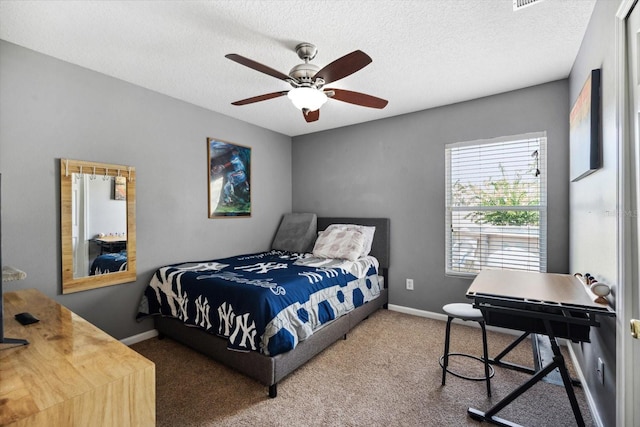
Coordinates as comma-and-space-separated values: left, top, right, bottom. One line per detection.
130, 309, 594, 427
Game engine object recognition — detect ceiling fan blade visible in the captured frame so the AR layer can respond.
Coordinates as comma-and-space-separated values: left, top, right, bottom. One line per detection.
225, 54, 292, 82
303, 109, 320, 123
231, 91, 288, 106
326, 89, 388, 109
314, 50, 372, 84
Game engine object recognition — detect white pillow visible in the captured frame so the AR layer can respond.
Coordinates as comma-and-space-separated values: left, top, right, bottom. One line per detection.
324, 224, 376, 257
312, 228, 366, 261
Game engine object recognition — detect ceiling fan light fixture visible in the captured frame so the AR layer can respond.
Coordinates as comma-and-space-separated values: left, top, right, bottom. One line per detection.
287, 87, 327, 111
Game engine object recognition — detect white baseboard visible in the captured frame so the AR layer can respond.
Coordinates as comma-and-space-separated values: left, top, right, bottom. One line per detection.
566, 344, 604, 427
120, 329, 158, 346
387, 304, 524, 337
388, 304, 448, 321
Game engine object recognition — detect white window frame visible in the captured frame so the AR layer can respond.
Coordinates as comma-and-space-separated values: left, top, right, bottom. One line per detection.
445, 132, 547, 277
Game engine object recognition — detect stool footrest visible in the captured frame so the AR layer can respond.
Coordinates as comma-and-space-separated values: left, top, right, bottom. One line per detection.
439, 353, 495, 381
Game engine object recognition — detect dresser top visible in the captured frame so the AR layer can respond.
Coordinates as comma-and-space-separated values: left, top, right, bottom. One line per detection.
0, 288, 154, 424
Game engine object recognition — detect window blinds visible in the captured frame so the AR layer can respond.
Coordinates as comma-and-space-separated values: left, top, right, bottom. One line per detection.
445, 132, 547, 275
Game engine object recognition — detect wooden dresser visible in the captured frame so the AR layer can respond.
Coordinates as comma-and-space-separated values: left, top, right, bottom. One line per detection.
0, 289, 155, 426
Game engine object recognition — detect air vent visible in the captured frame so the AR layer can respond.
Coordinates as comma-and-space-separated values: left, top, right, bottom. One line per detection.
513, 0, 544, 11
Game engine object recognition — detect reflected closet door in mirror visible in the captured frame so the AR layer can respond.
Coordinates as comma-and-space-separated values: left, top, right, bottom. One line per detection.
61, 159, 136, 294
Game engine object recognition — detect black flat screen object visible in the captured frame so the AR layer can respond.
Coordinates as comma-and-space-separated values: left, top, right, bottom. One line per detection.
15, 312, 39, 325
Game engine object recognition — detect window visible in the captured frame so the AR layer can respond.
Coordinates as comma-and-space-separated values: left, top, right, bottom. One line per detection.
445, 132, 547, 276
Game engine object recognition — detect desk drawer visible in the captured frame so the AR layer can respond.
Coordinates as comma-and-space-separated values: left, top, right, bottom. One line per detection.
482, 309, 591, 342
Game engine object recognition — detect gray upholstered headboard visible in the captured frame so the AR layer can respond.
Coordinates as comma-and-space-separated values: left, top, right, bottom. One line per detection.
317, 217, 390, 270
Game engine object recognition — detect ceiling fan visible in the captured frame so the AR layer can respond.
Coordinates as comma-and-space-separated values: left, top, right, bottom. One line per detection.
225, 43, 388, 123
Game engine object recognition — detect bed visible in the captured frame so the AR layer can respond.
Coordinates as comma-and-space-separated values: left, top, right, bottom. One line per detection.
89, 250, 127, 275
137, 216, 389, 397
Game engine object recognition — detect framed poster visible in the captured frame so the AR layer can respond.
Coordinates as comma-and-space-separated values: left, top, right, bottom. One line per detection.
570, 68, 601, 182
207, 137, 251, 218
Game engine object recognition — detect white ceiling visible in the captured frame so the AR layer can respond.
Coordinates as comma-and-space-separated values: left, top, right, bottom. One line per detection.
0, 0, 596, 137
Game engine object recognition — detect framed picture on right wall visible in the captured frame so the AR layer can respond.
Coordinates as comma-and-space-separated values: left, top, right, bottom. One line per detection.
570, 68, 601, 182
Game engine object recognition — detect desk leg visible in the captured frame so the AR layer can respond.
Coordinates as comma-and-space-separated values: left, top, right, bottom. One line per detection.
488, 331, 535, 375
546, 325, 585, 427
468, 357, 560, 426
468, 321, 585, 427
0, 337, 29, 348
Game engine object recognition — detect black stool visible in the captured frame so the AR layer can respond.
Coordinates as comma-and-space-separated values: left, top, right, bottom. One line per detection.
440, 303, 494, 396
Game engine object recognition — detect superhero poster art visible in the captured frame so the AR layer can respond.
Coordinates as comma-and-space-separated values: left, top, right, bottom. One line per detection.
207, 138, 251, 218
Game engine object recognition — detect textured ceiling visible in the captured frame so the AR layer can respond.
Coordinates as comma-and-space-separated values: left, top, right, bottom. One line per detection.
0, 0, 596, 137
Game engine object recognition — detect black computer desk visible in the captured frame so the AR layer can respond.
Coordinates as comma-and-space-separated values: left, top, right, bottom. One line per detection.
466, 270, 615, 427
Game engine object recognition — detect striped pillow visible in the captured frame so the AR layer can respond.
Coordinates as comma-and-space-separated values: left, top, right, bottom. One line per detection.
312, 228, 366, 261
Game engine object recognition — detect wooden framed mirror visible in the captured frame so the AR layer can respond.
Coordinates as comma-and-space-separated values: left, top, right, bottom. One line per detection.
60, 159, 136, 294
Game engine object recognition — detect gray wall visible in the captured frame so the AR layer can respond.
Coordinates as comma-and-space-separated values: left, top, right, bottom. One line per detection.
568, 1, 621, 426
0, 40, 292, 339
292, 79, 570, 313
1, 8, 616, 421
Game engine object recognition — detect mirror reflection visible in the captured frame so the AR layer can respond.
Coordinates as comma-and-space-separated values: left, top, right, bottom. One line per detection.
72, 173, 127, 278
61, 159, 136, 294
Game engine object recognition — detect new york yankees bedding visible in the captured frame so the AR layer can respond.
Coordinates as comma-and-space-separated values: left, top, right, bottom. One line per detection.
137, 250, 382, 356
90, 250, 127, 276
142, 217, 389, 397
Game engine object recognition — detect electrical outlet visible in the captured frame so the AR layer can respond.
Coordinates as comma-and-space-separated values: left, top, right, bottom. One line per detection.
597, 357, 605, 385
406, 278, 414, 290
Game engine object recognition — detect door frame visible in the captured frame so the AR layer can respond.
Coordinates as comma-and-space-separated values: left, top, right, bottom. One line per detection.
615, 1, 638, 426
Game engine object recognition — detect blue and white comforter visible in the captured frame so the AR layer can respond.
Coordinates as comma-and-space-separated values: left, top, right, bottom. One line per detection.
90, 251, 127, 275
137, 250, 381, 356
